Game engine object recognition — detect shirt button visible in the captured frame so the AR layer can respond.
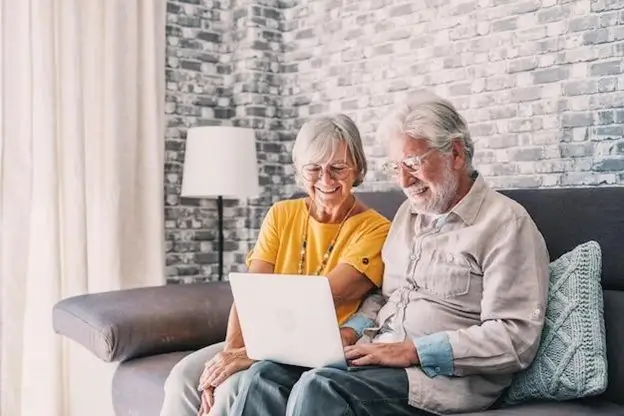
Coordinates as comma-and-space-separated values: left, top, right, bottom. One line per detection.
409, 254, 416, 260
435, 367, 441, 373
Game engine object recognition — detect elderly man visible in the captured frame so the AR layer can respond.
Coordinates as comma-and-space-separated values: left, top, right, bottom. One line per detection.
228, 92, 550, 416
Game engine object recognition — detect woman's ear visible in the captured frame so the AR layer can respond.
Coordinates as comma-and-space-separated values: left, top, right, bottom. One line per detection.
353, 172, 364, 187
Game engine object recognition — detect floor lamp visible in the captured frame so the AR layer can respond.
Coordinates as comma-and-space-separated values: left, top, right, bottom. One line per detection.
181, 126, 260, 281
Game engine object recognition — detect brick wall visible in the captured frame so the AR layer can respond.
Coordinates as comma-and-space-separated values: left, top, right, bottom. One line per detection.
165, 0, 289, 283
166, 0, 624, 283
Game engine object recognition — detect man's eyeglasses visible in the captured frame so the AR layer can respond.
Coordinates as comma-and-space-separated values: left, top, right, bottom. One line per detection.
382, 148, 437, 177
301, 163, 353, 181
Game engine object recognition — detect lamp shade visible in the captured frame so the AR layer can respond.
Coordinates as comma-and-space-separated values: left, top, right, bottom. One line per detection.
181, 126, 260, 198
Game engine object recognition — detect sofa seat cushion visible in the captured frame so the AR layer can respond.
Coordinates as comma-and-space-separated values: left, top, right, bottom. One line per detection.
460, 398, 624, 415
112, 351, 192, 416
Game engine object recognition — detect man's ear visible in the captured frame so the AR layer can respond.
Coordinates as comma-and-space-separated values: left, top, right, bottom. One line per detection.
451, 139, 466, 170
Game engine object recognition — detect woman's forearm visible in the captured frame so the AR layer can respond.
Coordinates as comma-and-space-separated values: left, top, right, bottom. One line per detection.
223, 304, 245, 350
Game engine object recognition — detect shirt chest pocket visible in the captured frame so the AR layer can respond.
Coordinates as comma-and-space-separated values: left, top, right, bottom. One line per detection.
417, 250, 471, 299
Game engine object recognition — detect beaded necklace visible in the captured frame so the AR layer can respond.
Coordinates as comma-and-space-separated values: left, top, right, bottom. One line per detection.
297, 197, 357, 276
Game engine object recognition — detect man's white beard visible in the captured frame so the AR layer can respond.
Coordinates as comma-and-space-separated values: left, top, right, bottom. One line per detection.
407, 160, 459, 215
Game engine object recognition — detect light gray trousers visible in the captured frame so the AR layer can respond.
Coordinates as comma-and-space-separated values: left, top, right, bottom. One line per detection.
159, 341, 245, 416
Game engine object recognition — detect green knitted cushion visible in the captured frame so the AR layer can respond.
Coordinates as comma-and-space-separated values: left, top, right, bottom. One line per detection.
503, 240, 608, 405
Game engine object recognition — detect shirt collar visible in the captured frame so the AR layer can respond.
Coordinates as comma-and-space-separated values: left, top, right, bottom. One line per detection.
410, 171, 489, 226
448, 172, 488, 225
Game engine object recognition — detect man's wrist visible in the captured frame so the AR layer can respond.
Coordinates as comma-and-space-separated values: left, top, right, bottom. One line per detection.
405, 340, 420, 365
340, 327, 359, 345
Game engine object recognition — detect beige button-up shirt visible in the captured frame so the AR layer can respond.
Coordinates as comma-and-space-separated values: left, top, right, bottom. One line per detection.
358, 174, 550, 415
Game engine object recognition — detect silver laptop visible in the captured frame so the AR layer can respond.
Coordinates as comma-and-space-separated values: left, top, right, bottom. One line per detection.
228, 272, 348, 369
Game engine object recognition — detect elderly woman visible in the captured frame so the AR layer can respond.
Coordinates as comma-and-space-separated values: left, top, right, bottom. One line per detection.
160, 113, 390, 416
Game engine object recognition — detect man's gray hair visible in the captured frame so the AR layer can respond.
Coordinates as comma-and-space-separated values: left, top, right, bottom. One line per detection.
377, 92, 475, 173
292, 113, 367, 187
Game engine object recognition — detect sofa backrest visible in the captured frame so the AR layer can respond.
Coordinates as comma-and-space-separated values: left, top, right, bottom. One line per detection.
355, 186, 624, 404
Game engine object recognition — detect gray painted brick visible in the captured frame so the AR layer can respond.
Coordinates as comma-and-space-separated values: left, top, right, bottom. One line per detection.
562, 112, 594, 127
592, 0, 624, 12
532, 67, 569, 84
489, 105, 518, 119
593, 126, 624, 138
560, 142, 595, 158
295, 28, 314, 39
486, 76, 515, 91
589, 92, 624, 110
492, 17, 518, 32
598, 77, 618, 93
390, 3, 412, 17
471, 123, 497, 137
373, 43, 394, 56
569, 16, 599, 32
180, 60, 202, 71
590, 60, 622, 76
599, 11, 620, 27
537, 5, 572, 23
484, 135, 520, 149
561, 80, 591, 97
583, 29, 610, 45
561, 172, 616, 186
509, 118, 542, 133
509, 87, 543, 102
449, 82, 473, 96
493, 175, 543, 188
488, 163, 519, 176
508, 57, 537, 73
598, 110, 615, 125
508, 147, 544, 161
593, 158, 624, 172
512, 0, 541, 14
451, 1, 477, 15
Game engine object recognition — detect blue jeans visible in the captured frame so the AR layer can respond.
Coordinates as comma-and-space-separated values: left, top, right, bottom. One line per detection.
229, 361, 430, 416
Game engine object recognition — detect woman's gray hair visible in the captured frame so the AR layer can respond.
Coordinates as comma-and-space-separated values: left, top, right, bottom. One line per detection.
376, 92, 475, 173
292, 113, 367, 187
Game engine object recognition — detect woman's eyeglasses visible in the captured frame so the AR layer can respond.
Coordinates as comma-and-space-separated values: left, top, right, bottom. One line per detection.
300, 163, 353, 181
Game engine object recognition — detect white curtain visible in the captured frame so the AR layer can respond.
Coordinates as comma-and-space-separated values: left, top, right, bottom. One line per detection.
0, 1, 166, 415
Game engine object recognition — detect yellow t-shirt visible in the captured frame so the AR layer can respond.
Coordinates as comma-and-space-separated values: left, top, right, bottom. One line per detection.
246, 198, 390, 325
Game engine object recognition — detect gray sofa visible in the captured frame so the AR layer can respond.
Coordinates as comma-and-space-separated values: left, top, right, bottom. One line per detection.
53, 187, 624, 415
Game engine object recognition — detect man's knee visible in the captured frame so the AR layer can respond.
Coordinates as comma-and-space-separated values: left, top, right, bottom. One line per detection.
293, 367, 343, 395
286, 368, 345, 414
300, 367, 342, 385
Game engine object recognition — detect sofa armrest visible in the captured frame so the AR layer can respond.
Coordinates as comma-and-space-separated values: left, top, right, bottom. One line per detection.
52, 282, 232, 363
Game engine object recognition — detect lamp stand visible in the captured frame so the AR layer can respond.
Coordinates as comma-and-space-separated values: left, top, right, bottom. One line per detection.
217, 195, 224, 281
